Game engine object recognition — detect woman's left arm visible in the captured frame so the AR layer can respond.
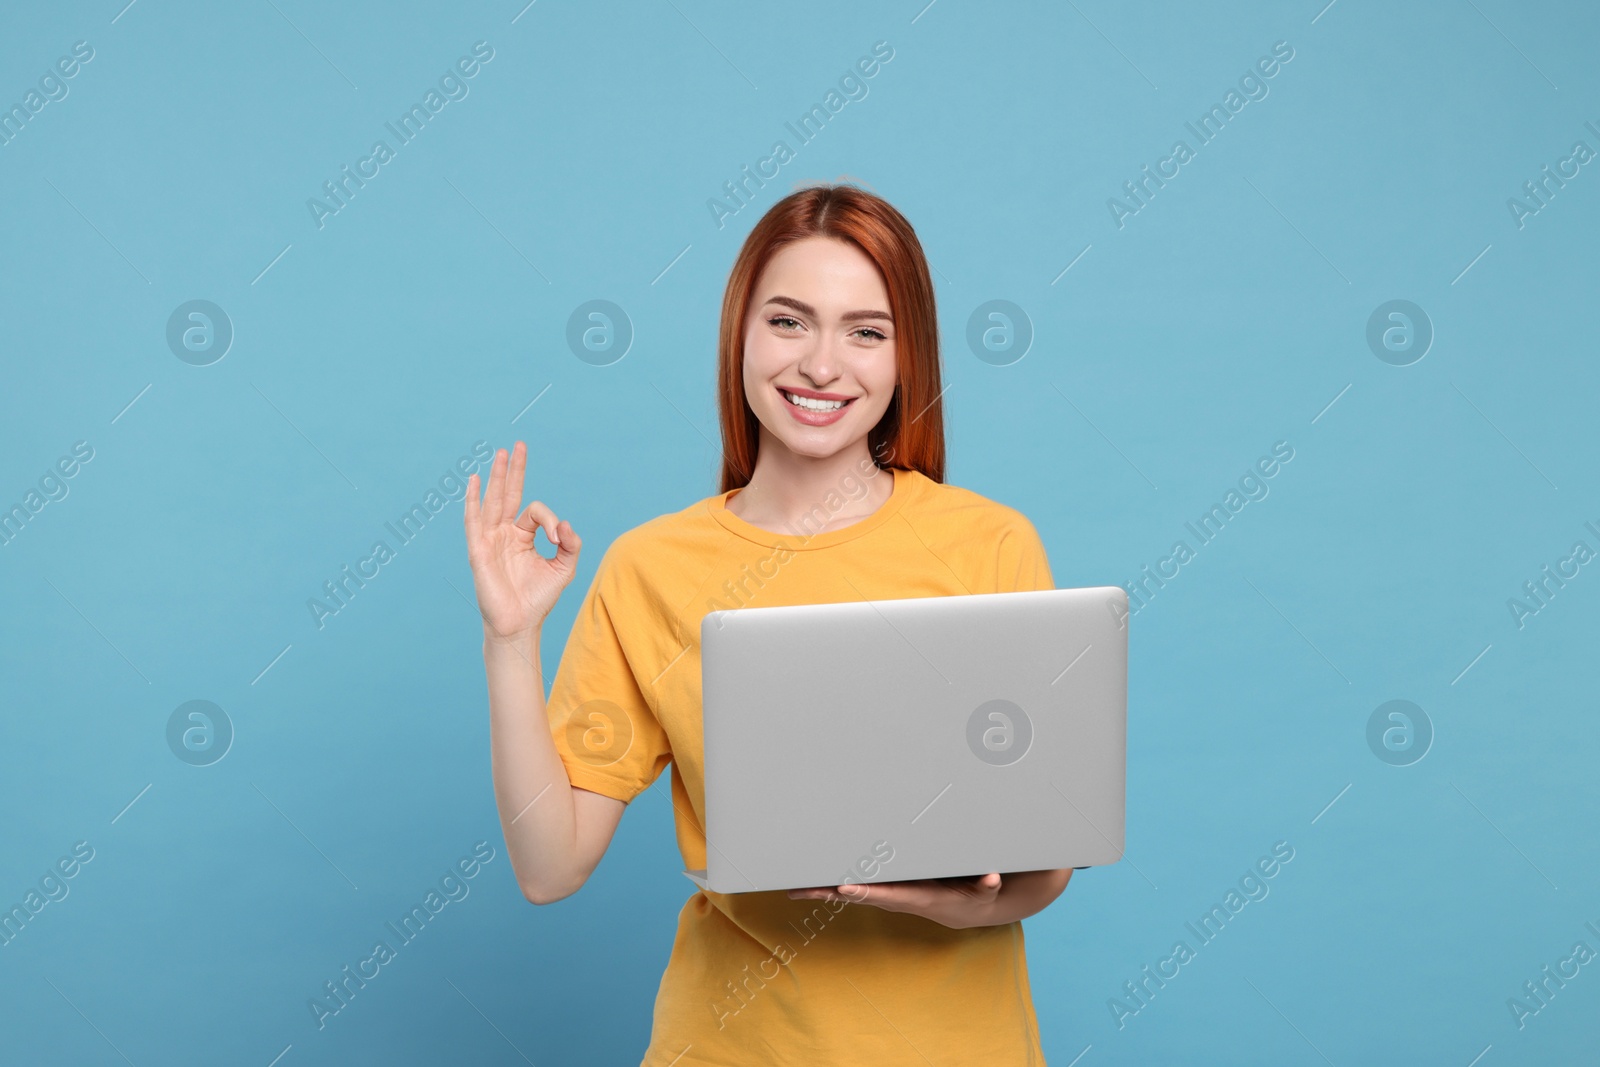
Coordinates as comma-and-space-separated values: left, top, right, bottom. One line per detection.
788, 868, 1074, 930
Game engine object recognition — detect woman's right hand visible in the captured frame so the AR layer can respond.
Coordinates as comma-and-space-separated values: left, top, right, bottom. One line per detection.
463, 441, 582, 643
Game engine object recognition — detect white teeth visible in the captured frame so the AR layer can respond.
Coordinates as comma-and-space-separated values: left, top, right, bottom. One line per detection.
784, 390, 846, 412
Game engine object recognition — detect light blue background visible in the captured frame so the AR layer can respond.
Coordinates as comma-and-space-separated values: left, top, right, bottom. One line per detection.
2, 1, 1596, 1063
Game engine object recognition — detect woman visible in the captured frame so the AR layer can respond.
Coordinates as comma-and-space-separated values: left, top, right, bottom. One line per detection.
464, 183, 1072, 1064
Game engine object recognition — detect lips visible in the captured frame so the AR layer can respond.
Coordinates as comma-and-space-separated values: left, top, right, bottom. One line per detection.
780, 388, 853, 409
780, 386, 855, 402
777, 386, 854, 426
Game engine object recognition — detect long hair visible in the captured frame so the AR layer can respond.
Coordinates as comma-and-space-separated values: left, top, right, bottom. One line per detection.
715, 182, 945, 493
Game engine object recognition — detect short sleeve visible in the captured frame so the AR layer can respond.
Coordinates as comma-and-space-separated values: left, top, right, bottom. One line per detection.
997, 516, 1055, 593
544, 544, 672, 804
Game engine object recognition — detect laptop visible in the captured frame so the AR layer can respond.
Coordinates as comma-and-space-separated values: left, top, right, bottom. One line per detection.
685, 585, 1129, 894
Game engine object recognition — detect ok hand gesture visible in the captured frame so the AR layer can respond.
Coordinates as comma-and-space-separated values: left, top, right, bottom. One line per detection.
463, 441, 581, 644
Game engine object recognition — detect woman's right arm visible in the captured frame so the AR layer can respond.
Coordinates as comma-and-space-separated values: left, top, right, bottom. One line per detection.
465, 441, 625, 905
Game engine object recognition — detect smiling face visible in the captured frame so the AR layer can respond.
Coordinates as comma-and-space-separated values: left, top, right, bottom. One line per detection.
741, 236, 898, 467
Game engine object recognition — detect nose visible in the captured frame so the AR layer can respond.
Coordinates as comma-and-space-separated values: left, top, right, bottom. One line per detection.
795, 332, 845, 388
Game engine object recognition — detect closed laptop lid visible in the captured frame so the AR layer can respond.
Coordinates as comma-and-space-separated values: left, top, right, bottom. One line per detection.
696, 585, 1128, 893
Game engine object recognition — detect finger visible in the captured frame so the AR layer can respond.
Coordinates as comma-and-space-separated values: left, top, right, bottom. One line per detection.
501, 441, 528, 528
516, 500, 564, 550
786, 885, 837, 900
463, 473, 482, 546
482, 448, 508, 527
944, 873, 994, 889
518, 513, 580, 572
845, 883, 909, 906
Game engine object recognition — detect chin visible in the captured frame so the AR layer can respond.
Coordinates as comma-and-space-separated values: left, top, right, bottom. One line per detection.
783, 439, 846, 460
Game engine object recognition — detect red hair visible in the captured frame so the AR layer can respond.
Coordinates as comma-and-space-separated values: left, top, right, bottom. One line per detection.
715, 182, 946, 493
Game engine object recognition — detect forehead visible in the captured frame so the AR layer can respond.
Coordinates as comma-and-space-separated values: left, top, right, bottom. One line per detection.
754, 237, 888, 301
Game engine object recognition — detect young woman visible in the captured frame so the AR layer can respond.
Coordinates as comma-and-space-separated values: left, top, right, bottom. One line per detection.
464, 183, 1072, 1065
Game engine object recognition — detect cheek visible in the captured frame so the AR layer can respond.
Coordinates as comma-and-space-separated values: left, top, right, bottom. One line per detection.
863, 346, 898, 396
742, 340, 787, 414
874, 346, 897, 387
741, 338, 766, 387
742, 329, 780, 379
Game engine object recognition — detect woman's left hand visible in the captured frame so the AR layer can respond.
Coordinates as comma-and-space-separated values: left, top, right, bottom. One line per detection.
787, 872, 1003, 930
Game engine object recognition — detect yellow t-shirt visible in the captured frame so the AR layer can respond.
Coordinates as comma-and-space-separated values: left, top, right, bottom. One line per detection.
546, 464, 1056, 1066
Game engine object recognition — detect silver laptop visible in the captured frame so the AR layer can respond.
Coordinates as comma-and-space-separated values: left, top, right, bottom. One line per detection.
685, 586, 1128, 894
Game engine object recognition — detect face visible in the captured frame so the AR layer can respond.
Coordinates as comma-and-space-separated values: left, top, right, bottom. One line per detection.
741, 236, 898, 465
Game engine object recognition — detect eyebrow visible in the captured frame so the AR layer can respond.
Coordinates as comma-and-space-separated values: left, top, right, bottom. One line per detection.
763, 295, 892, 325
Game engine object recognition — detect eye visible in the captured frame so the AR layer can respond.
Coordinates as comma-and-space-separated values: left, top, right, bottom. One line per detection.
853, 326, 888, 341
768, 315, 802, 330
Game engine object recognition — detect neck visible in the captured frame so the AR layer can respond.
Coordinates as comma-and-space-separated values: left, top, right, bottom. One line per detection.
728, 440, 892, 533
